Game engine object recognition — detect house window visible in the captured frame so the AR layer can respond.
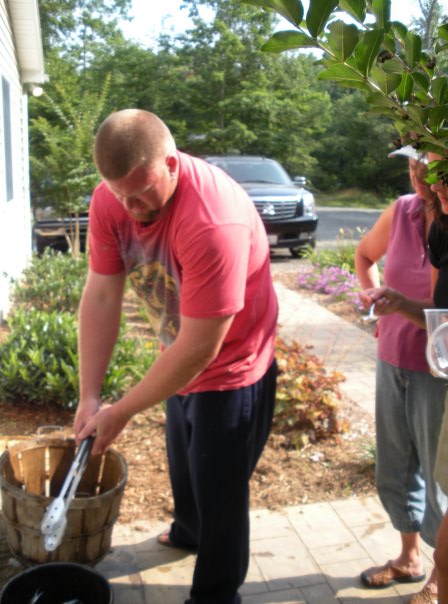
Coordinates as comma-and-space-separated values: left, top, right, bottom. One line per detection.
2, 76, 13, 201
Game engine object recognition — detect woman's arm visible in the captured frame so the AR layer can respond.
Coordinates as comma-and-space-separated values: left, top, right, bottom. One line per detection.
355, 202, 395, 290
360, 286, 432, 328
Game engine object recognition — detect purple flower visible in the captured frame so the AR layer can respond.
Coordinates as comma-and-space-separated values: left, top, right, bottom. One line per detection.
297, 264, 362, 309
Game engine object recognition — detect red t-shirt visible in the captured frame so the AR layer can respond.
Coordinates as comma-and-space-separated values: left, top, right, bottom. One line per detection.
88, 152, 278, 392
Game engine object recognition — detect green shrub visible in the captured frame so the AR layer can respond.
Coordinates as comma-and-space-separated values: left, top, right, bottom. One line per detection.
10, 249, 88, 313
0, 308, 156, 409
301, 228, 365, 273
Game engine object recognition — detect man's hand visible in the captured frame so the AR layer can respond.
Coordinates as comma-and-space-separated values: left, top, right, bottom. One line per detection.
74, 396, 101, 441
77, 402, 130, 456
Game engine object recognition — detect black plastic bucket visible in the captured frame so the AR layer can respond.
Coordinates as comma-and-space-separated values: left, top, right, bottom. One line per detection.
0, 561, 113, 603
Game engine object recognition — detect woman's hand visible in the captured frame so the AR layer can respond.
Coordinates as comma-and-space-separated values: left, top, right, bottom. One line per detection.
359, 286, 405, 316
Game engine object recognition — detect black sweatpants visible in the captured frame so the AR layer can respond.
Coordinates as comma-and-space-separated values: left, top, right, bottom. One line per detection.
165, 359, 278, 604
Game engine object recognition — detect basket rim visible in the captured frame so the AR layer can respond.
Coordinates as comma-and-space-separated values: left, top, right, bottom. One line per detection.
0, 445, 128, 503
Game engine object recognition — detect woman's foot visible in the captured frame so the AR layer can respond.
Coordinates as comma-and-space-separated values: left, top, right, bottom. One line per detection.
408, 585, 438, 603
409, 568, 438, 604
361, 559, 425, 588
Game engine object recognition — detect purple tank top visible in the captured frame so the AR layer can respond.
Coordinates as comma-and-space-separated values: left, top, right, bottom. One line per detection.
377, 194, 431, 372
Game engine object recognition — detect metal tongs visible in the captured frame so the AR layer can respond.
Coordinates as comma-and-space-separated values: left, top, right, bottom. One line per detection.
41, 436, 94, 551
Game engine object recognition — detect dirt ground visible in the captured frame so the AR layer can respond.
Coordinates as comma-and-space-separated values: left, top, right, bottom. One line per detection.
0, 271, 377, 588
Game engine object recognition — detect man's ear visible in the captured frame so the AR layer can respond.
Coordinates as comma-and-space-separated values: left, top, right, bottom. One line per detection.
166, 154, 178, 176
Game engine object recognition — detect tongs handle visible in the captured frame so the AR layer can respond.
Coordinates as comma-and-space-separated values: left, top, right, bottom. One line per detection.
73, 435, 94, 482
59, 435, 94, 503
41, 435, 94, 551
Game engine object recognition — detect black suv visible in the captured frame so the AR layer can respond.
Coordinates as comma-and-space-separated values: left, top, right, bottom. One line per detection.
204, 155, 318, 257
33, 206, 89, 254
33, 156, 317, 256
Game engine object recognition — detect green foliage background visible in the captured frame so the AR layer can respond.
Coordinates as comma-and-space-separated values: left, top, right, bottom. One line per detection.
29, 0, 445, 218
244, 0, 448, 179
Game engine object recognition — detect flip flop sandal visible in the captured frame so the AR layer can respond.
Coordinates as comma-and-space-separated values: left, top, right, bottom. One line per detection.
408, 586, 438, 603
361, 560, 426, 589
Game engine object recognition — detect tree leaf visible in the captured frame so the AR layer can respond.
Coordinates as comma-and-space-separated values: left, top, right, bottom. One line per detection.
261, 30, 317, 52
380, 57, 404, 74
243, 0, 304, 27
429, 105, 448, 133
420, 144, 448, 156
412, 71, 430, 92
414, 91, 432, 104
318, 63, 370, 91
369, 0, 391, 30
353, 29, 384, 76
370, 66, 401, 94
396, 73, 414, 102
435, 41, 448, 54
366, 90, 398, 108
306, 0, 339, 38
431, 78, 448, 105
338, 0, 366, 23
406, 104, 430, 127
326, 20, 359, 60
366, 107, 399, 118
391, 20, 408, 43
405, 32, 422, 68
427, 160, 448, 183
438, 23, 448, 42
382, 32, 396, 53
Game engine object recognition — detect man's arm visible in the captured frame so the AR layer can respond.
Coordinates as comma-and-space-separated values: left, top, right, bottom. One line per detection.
74, 269, 127, 436
78, 312, 234, 455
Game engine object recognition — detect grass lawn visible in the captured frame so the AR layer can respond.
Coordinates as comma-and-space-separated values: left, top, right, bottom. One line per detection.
315, 188, 393, 209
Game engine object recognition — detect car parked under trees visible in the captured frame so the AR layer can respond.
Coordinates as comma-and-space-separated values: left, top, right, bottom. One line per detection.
204, 155, 318, 257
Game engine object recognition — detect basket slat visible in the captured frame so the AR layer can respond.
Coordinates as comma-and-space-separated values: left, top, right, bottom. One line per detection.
7, 449, 24, 486
48, 445, 74, 496
2, 458, 21, 489
100, 454, 123, 493
78, 454, 102, 496
21, 448, 46, 495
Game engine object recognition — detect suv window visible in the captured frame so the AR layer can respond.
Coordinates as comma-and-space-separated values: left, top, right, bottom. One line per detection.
215, 159, 292, 185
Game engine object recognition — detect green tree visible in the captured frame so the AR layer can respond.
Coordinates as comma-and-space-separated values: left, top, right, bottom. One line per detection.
313, 88, 410, 194
30, 0, 151, 255
156, 0, 331, 178
30, 66, 111, 256
84, 38, 159, 112
171, 0, 281, 151
38, 0, 132, 58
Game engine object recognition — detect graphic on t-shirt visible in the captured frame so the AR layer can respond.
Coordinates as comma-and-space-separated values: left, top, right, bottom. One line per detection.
128, 261, 180, 345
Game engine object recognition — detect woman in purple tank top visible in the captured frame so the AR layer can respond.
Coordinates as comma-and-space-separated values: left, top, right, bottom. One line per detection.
354, 146, 446, 604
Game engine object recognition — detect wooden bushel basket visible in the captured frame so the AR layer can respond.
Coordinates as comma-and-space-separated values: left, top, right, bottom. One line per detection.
0, 438, 127, 566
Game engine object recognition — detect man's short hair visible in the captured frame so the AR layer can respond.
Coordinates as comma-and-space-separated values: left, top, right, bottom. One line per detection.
94, 109, 176, 180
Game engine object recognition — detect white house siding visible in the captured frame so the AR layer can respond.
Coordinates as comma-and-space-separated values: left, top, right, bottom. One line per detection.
0, 0, 33, 319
